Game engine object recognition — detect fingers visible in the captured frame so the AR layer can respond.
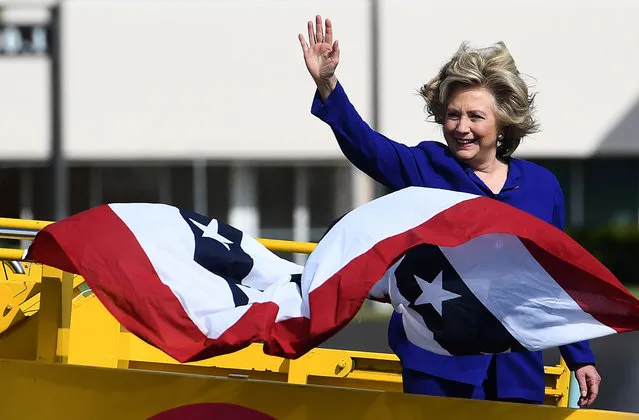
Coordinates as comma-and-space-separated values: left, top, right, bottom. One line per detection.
332, 40, 340, 60
575, 370, 589, 407
579, 388, 599, 407
298, 34, 309, 52
576, 372, 587, 400
304, 16, 333, 47
586, 388, 599, 407
325, 18, 333, 45
575, 367, 601, 408
315, 15, 323, 44
584, 373, 601, 407
307, 20, 315, 46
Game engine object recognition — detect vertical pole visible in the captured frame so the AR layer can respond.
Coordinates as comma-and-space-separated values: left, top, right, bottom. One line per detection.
351, 0, 380, 208
49, 5, 68, 220
348, 0, 380, 207
351, 169, 375, 207
370, 0, 380, 131
37, 267, 73, 364
293, 166, 310, 264
229, 164, 258, 238
19, 168, 33, 249
334, 164, 352, 217
568, 372, 581, 408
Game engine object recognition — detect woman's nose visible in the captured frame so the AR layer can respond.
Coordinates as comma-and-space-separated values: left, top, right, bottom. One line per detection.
455, 116, 471, 134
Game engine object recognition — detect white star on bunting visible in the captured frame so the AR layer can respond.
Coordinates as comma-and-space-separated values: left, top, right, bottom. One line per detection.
190, 218, 233, 250
414, 271, 461, 316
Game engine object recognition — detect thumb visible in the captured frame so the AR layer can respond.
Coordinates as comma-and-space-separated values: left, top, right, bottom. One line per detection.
332, 40, 340, 60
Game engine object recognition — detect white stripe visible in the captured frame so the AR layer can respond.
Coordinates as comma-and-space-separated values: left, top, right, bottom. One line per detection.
440, 233, 617, 351
237, 235, 304, 323
110, 203, 304, 340
302, 187, 477, 314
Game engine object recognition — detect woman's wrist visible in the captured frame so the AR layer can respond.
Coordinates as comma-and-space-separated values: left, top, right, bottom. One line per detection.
315, 76, 338, 102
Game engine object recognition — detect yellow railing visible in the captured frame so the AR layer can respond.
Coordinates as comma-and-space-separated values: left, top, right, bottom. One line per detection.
0, 216, 317, 257
255, 238, 316, 254
0, 217, 52, 231
0, 216, 572, 409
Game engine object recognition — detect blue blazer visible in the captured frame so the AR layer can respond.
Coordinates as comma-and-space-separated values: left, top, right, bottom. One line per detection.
311, 81, 595, 402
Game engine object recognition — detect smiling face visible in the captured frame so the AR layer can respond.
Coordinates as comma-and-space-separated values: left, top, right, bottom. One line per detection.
443, 85, 502, 165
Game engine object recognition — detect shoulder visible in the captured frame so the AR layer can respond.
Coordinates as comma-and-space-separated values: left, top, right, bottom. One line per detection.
511, 158, 564, 204
416, 140, 449, 153
413, 140, 465, 170
415, 140, 456, 160
512, 158, 561, 188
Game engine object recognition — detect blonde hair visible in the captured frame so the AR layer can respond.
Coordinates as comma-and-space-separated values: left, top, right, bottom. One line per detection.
419, 42, 539, 158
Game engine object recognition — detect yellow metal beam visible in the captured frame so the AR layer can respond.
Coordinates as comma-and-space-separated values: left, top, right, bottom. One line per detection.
0, 217, 52, 230
36, 267, 73, 364
0, 248, 26, 261
257, 238, 317, 254
0, 358, 634, 420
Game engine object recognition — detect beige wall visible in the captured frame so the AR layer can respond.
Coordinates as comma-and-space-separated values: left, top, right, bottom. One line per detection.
0, 58, 50, 159
0, 0, 637, 160
377, 0, 639, 158
61, 0, 372, 160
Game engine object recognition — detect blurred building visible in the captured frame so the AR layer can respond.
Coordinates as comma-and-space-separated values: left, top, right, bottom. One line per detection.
1, 0, 638, 256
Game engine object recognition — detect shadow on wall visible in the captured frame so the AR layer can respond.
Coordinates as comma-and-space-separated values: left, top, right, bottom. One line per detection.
321, 318, 639, 414
597, 95, 639, 155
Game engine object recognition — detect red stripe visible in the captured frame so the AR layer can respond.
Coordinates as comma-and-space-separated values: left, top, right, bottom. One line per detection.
266, 196, 639, 357
522, 239, 639, 333
190, 302, 309, 361
27, 205, 209, 363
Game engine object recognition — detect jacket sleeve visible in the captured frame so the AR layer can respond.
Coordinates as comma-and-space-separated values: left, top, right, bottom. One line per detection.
552, 178, 596, 369
311, 81, 434, 190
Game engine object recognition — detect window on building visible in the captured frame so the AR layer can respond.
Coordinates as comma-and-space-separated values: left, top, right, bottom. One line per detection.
0, 167, 20, 219
206, 165, 229, 220
309, 165, 338, 242
101, 165, 165, 204
584, 158, 639, 227
528, 158, 573, 226
170, 165, 194, 211
258, 166, 294, 241
69, 166, 91, 215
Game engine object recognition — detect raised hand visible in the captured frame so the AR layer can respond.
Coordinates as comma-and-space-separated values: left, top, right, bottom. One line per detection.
298, 15, 340, 101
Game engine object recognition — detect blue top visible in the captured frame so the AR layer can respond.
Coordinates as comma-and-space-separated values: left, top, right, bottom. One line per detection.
311, 81, 595, 402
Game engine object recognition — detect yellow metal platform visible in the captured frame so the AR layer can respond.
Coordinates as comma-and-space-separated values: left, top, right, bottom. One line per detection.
0, 216, 635, 419
0, 358, 632, 420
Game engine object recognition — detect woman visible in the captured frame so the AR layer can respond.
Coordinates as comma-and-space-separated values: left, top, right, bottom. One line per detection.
298, 15, 602, 406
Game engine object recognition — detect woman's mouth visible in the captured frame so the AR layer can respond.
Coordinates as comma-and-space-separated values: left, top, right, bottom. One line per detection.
456, 138, 476, 145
